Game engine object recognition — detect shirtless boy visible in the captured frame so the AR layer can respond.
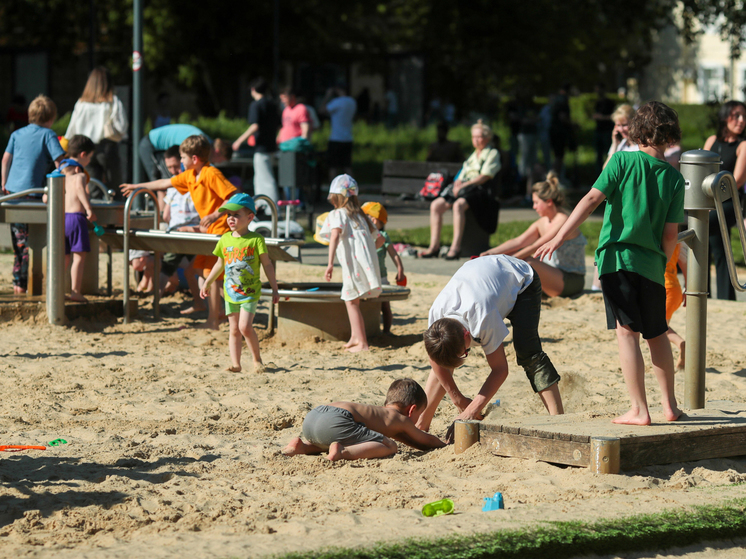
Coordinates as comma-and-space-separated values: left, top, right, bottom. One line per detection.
58, 136, 97, 302
283, 379, 446, 461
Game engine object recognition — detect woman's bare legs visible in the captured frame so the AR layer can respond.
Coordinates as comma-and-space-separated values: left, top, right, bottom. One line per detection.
526, 258, 566, 297
422, 197, 450, 256
448, 198, 469, 256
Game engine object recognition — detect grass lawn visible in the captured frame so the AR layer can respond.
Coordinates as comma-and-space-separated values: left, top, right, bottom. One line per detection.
275, 498, 746, 559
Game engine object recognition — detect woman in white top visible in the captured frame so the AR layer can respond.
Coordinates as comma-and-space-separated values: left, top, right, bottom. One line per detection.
602, 104, 638, 169
65, 67, 128, 192
481, 172, 586, 297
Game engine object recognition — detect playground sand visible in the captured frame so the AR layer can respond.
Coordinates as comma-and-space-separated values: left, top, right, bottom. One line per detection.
1, 253, 746, 558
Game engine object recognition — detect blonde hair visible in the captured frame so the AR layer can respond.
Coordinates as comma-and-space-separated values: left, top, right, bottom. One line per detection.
471, 119, 493, 141
28, 95, 57, 125
179, 135, 211, 162
328, 193, 377, 233
611, 104, 635, 124
531, 171, 565, 210
79, 67, 114, 103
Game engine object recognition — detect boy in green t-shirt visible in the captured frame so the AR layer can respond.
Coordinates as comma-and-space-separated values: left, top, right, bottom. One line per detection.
201, 193, 280, 373
535, 101, 685, 426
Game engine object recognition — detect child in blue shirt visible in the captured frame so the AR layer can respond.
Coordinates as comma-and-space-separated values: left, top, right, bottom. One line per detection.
1, 95, 65, 293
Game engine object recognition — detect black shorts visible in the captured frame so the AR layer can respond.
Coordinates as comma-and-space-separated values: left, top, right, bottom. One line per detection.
327, 141, 353, 168
600, 270, 667, 339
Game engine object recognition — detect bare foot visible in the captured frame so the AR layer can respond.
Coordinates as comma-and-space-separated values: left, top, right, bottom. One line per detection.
663, 406, 683, 422
226, 366, 242, 373
327, 442, 345, 461
67, 293, 88, 303
343, 338, 358, 349
180, 304, 207, 315
611, 409, 651, 426
346, 343, 369, 353
195, 320, 220, 331
253, 362, 266, 374
676, 341, 685, 371
282, 437, 323, 456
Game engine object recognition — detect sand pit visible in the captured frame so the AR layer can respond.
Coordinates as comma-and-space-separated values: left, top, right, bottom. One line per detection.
1, 253, 746, 558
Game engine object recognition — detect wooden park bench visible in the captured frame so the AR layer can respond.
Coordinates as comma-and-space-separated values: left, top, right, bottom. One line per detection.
381, 160, 499, 257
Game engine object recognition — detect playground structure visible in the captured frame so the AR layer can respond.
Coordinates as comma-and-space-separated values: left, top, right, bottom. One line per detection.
454, 149, 746, 473
0, 175, 409, 335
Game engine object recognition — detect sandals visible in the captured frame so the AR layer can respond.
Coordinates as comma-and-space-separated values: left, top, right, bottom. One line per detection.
444, 250, 461, 261
419, 250, 439, 259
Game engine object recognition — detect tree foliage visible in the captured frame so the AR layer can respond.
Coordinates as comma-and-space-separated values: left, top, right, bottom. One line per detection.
2, 0, 745, 114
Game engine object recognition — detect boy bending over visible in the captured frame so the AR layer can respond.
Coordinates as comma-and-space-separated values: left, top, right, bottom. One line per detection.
417, 255, 564, 433
283, 378, 446, 461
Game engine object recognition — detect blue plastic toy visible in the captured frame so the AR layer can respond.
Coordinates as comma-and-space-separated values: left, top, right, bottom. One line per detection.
91, 222, 105, 237
482, 492, 504, 511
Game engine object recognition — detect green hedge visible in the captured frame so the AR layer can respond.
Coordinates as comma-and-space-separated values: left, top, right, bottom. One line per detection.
10, 98, 721, 187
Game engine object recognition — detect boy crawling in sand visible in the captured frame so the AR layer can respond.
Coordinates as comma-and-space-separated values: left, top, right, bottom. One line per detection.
283, 379, 446, 461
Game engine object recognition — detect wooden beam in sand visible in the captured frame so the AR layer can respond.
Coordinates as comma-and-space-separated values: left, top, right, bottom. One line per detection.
454, 401, 746, 474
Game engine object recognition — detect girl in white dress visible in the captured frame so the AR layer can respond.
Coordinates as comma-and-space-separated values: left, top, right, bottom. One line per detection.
319, 175, 383, 352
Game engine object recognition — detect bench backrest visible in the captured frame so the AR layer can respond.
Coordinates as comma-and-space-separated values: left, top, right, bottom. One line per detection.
382, 161, 463, 196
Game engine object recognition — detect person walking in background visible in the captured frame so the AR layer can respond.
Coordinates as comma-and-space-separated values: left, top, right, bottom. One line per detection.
549, 83, 572, 178
592, 82, 616, 175
322, 85, 356, 178
233, 77, 281, 205
64, 67, 128, 191
277, 87, 310, 145
703, 100, 746, 301
426, 121, 463, 163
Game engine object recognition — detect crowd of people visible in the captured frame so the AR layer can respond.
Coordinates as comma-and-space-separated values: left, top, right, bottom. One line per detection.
2, 67, 746, 460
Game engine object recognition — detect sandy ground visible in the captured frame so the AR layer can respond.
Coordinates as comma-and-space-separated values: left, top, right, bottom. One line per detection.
1, 252, 746, 558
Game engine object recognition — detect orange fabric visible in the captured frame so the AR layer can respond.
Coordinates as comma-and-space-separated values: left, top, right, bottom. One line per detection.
664, 244, 682, 321
665, 282, 683, 321
170, 165, 236, 235
194, 254, 222, 279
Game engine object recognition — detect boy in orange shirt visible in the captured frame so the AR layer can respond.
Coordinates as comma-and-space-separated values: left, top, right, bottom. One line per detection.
121, 135, 236, 329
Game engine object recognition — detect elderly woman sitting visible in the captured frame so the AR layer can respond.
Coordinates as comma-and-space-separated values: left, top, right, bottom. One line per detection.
419, 120, 501, 260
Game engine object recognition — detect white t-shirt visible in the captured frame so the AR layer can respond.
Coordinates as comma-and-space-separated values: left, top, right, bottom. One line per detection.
428, 255, 534, 356
163, 187, 199, 231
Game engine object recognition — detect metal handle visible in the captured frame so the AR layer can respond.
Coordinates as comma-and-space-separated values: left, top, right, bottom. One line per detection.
88, 178, 116, 202
122, 188, 161, 323
0, 188, 47, 203
706, 171, 746, 292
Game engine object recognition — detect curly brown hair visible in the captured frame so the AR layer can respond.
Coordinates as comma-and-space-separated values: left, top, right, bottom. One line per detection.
628, 101, 681, 147
423, 318, 467, 369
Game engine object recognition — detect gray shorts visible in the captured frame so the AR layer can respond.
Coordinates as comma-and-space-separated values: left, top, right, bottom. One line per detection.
302, 405, 385, 450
